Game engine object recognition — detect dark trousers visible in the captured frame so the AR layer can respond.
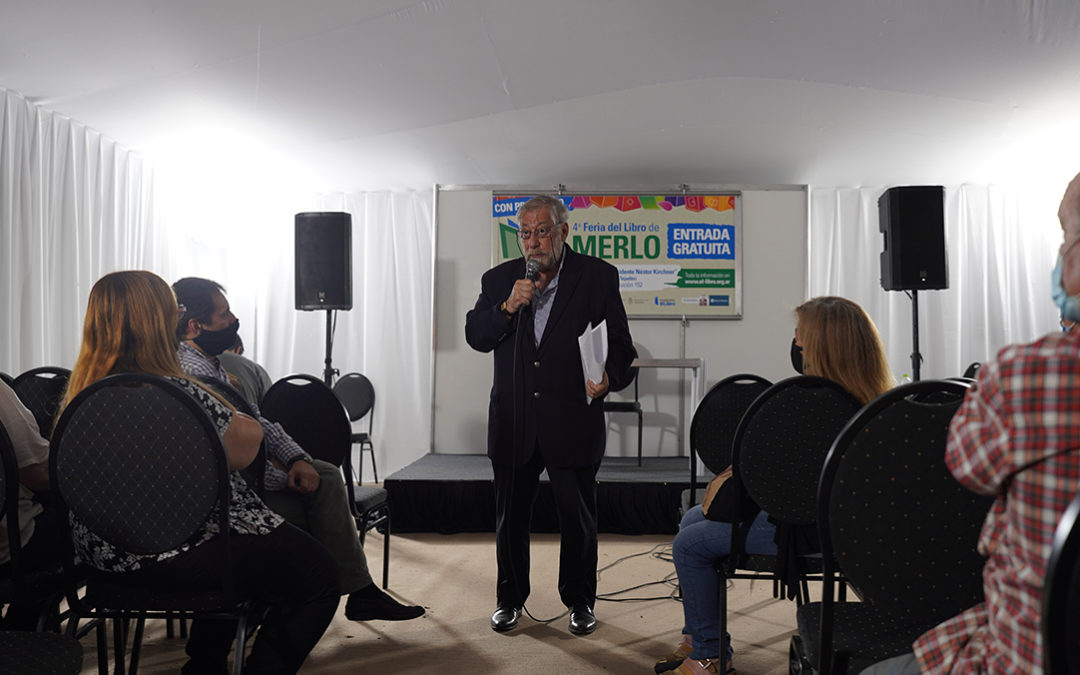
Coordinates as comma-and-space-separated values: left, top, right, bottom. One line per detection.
126, 523, 340, 675
0, 503, 70, 630
492, 448, 600, 610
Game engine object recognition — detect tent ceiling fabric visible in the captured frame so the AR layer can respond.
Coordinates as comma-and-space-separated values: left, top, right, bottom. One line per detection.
4, 0, 1080, 190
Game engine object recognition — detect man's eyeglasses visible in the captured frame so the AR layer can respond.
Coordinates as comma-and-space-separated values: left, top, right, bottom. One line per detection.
517, 226, 555, 243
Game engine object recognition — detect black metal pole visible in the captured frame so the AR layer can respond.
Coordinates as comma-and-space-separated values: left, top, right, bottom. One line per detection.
323, 309, 336, 387
911, 290, 921, 382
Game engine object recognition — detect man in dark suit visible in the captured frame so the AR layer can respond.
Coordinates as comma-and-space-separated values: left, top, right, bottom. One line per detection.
465, 195, 637, 636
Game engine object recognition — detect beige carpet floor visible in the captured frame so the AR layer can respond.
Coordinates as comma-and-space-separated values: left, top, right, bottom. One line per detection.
78, 532, 799, 673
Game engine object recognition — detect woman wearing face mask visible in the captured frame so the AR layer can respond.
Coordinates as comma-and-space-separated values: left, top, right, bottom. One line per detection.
61, 271, 340, 675
656, 296, 893, 675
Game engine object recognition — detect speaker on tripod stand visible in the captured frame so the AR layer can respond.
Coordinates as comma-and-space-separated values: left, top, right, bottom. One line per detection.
295, 212, 353, 310
879, 186, 948, 381
295, 212, 353, 384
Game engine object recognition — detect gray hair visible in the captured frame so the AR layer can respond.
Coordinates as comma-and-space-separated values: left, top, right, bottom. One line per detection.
517, 195, 569, 225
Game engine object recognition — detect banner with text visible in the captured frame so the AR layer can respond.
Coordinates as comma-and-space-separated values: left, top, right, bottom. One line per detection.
492, 193, 742, 318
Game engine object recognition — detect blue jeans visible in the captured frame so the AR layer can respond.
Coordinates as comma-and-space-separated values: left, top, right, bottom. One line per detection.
673, 506, 777, 660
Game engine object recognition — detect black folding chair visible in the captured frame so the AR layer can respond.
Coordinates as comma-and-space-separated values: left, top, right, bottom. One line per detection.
603, 366, 644, 465
51, 373, 264, 675
793, 379, 991, 674
12, 367, 70, 439
0, 629, 82, 674
1044, 492, 1080, 674
721, 376, 861, 665
333, 372, 380, 483
691, 373, 772, 478
263, 374, 391, 588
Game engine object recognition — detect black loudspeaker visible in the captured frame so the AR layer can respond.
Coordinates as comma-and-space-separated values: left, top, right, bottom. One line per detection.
879, 186, 948, 291
295, 212, 353, 310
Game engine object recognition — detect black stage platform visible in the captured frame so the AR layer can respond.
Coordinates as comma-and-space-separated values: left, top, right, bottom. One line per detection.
385, 454, 691, 535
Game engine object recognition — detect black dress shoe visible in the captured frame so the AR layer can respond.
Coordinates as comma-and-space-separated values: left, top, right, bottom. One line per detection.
490, 605, 522, 632
568, 604, 596, 635
344, 585, 425, 621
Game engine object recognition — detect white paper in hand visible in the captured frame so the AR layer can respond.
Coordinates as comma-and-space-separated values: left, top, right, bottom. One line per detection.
578, 319, 608, 404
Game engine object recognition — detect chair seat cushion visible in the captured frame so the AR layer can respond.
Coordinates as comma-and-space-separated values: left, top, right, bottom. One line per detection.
602, 401, 641, 413
353, 486, 388, 512
87, 581, 238, 613
796, 600, 934, 674
0, 630, 83, 674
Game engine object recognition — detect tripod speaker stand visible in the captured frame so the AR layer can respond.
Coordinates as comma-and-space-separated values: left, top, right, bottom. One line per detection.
879, 186, 948, 381
295, 211, 353, 386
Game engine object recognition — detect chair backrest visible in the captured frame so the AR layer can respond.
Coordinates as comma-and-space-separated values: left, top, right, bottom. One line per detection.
819, 379, 991, 623
263, 374, 352, 467
1044, 492, 1080, 674
962, 361, 982, 379
12, 367, 71, 439
690, 373, 772, 474
198, 376, 267, 498
51, 373, 228, 557
332, 372, 376, 429
733, 376, 861, 526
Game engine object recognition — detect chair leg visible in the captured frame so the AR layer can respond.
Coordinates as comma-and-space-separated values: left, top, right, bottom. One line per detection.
233, 613, 252, 675
366, 443, 378, 483
636, 411, 643, 467
95, 620, 108, 675
718, 567, 730, 668
113, 618, 127, 675
129, 616, 146, 674
382, 510, 391, 589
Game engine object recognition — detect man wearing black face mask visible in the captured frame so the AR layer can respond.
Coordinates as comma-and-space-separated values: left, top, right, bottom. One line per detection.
173, 277, 424, 634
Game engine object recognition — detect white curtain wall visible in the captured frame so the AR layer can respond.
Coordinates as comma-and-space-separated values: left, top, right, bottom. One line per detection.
2, 89, 434, 478
0, 89, 156, 373
3, 85, 1062, 475
809, 185, 1060, 383
158, 188, 435, 480
266, 191, 435, 479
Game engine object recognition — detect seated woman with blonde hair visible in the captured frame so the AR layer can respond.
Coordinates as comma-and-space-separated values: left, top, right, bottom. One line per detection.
657, 296, 893, 675
61, 270, 340, 675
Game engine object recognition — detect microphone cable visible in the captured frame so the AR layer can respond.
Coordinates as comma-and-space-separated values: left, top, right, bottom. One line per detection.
505, 258, 547, 622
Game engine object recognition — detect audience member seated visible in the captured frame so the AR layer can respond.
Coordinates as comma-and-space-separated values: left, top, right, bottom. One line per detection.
217, 335, 272, 408
172, 277, 423, 622
863, 172, 1080, 674
658, 296, 894, 675
0, 381, 68, 630
61, 270, 340, 674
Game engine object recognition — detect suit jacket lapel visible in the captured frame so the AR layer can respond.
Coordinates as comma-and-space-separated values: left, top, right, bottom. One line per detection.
538, 246, 582, 351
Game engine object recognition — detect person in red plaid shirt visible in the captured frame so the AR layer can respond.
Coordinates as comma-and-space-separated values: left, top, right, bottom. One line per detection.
866, 174, 1080, 674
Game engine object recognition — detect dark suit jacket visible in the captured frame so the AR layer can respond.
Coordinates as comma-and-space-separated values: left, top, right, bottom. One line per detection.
465, 246, 637, 468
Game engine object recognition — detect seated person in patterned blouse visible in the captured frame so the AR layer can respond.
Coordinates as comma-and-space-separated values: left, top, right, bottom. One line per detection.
61, 271, 340, 675
172, 276, 423, 622
864, 172, 1080, 674
657, 296, 894, 675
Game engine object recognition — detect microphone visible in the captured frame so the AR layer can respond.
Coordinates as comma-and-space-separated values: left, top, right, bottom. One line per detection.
525, 259, 540, 282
